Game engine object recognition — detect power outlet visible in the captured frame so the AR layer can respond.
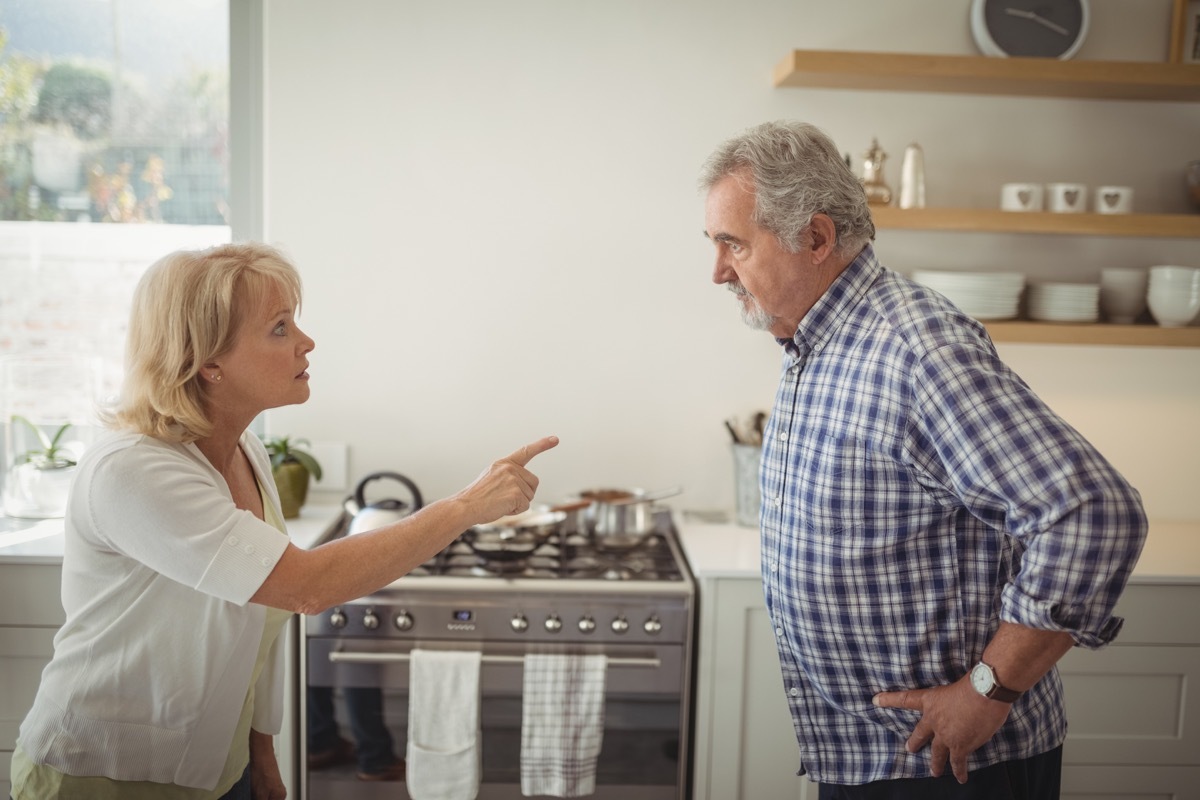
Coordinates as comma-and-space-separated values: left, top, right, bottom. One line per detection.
307, 441, 348, 491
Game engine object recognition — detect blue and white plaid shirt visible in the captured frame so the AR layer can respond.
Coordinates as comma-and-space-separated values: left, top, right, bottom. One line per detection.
759, 245, 1147, 785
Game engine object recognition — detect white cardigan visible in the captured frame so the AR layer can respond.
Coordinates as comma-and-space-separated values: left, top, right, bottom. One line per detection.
16, 429, 292, 790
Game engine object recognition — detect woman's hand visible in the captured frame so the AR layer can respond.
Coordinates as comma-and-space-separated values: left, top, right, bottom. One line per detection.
249, 729, 287, 799
456, 435, 559, 523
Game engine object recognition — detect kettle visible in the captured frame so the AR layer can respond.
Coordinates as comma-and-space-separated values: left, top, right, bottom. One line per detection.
344, 471, 424, 535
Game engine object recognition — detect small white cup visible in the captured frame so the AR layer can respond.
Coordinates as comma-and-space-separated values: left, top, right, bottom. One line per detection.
1099, 268, 1147, 324
1047, 183, 1088, 213
1000, 183, 1043, 212
1095, 186, 1134, 215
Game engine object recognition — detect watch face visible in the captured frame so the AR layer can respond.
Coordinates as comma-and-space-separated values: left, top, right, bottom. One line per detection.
974, 0, 1089, 59
970, 663, 993, 694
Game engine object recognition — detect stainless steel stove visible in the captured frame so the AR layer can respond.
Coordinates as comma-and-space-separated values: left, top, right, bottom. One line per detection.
301, 509, 695, 800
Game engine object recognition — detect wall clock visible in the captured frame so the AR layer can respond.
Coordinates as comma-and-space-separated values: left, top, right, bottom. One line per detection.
970, 0, 1090, 59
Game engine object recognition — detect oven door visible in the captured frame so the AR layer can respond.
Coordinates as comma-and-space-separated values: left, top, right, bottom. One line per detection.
303, 637, 688, 800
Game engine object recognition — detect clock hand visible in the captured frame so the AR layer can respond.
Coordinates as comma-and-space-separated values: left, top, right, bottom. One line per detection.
1004, 7, 1070, 36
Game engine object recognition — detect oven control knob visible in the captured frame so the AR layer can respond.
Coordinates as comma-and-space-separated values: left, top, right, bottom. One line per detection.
329, 609, 347, 629
578, 616, 596, 634
611, 616, 630, 634
393, 611, 415, 632
362, 610, 380, 630
511, 614, 529, 633
544, 615, 563, 633
643, 616, 663, 635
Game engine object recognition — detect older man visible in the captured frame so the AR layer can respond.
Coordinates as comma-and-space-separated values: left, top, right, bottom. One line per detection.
701, 120, 1147, 799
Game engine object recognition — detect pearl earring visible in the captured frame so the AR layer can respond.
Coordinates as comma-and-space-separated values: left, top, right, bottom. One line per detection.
213, 373, 222, 382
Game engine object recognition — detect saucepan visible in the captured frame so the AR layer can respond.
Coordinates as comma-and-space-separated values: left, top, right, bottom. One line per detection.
583, 486, 682, 552
462, 508, 566, 562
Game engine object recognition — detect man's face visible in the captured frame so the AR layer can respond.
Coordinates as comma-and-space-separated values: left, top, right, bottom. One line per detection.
704, 172, 812, 340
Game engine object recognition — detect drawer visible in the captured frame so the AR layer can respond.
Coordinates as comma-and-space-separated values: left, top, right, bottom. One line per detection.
1062, 764, 1200, 799
0, 564, 64, 626
0, 626, 57, 752
1110, 585, 1200, 646
1061, 644, 1200, 766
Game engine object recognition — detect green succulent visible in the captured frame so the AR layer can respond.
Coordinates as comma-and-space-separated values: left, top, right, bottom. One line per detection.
11, 415, 76, 470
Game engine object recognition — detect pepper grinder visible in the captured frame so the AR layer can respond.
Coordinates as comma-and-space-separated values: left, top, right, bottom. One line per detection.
899, 142, 926, 210
861, 138, 892, 206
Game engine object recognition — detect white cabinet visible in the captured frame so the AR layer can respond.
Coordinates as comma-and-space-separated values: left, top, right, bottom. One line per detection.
691, 576, 1200, 799
0, 562, 64, 796
692, 576, 811, 799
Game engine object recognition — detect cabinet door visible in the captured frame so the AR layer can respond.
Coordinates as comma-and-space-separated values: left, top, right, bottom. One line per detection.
0, 626, 57, 750
1062, 764, 1200, 800
0, 564, 65, 627
693, 577, 811, 800
1060, 644, 1200, 766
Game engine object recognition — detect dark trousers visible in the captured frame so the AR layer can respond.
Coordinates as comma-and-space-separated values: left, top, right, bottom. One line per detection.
819, 745, 1062, 800
307, 685, 397, 773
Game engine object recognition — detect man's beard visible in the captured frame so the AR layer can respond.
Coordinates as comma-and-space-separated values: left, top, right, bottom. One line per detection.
729, 282, 775, 331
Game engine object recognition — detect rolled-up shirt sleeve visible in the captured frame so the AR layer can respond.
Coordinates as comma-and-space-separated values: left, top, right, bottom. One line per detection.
912, 341, 1148, 649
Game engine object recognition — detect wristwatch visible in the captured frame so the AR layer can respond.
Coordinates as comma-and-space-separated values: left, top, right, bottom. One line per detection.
969, 661, 1022, 703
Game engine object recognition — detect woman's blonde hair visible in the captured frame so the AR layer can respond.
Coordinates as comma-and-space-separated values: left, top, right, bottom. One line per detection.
105, 242, 303, 443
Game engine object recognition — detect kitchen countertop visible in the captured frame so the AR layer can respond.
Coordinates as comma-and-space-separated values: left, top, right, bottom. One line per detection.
5, 505, 1198, 585
676, 515, 1200, 585
0, 503, 344, 565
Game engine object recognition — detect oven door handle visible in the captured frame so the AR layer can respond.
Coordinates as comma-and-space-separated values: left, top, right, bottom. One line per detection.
328, 651, 661, 668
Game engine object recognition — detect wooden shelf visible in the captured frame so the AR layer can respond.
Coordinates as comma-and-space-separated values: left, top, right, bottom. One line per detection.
773, 50, 1200, 101
985, 321, 1200, 347
871, 207, 1200, 238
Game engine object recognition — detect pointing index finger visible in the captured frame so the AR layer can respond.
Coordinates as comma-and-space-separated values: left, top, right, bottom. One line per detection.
506, 435, 560, 467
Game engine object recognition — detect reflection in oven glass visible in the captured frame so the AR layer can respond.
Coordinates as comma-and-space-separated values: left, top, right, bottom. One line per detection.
305, 689, 683, 798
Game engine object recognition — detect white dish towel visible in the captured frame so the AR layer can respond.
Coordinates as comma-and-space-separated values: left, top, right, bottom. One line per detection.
521, 653, 608, 797
406, 649, 483, 800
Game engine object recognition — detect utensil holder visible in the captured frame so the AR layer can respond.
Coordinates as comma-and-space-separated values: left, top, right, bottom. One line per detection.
731, 444, 762, 528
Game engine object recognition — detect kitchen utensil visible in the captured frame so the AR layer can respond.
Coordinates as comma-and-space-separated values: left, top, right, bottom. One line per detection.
1047, 182, 1088, 213
898, 142, 926, 210
345, 471, 424, 535
1000, 183, 1043, 212
464, 508, 566, 561
1099, 268, 1147, 324
589, 486, 683, 551
1095, 185, 1133, 215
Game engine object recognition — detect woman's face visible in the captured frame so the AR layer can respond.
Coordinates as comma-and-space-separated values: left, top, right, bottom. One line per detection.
211, 284, 315, 418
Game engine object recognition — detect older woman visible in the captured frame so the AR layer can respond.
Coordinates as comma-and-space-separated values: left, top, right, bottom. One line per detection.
9, 243, 557, 799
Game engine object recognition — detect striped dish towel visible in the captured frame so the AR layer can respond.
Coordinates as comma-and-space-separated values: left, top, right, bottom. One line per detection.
520, 653, 608, 797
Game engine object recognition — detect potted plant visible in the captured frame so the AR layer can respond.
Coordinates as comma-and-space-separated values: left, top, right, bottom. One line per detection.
261, 435, 322, 519
4, 415, 79, 518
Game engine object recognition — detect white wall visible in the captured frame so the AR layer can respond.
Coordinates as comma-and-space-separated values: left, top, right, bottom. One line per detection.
260, 0, 1200, 521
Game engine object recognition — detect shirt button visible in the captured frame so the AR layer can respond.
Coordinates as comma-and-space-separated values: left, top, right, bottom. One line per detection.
773, 496, 782, 507
228, 535, 239, 546
775, 627, 784, 637
770, 562, 778, 573
790, 366, 799, 375
777, 432, 788, 442
789, 687, 800, 697
244, 544, 255, 555
261, 557, 272, 567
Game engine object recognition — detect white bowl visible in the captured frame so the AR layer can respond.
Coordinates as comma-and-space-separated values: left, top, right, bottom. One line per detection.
1147, 287, 1200, 328
1149, 266, 1200, 287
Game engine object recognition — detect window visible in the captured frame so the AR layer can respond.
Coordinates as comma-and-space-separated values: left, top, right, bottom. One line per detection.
0, 0, 254, 518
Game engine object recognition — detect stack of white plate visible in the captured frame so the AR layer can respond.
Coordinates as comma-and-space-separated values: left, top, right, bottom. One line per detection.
911, 270, 1025, 321
1027, 282, 1100, 323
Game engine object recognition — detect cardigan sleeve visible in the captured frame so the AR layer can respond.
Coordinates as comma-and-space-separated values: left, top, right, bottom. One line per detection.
78, 435, 290, 607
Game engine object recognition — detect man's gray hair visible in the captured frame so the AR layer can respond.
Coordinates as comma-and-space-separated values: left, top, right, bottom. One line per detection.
700, 120, 875, 255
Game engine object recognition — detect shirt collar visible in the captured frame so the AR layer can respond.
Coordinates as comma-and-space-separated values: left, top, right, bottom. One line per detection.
776, 244, 882, 365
